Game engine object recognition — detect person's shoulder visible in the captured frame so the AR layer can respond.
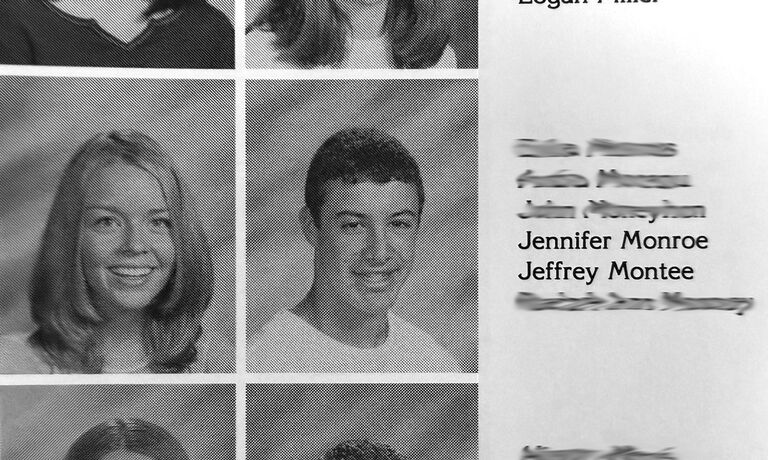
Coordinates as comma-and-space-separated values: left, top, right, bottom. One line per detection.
432, 44, 457, 69
260, 309, 304, 334
248, 310, 307, 351
389, 314, 434, 339
246, 310, 322, 372
246, 28, 292, 69
0, 333, 51, 374
183, 0, 233, 28
0, 333, 29, 349
0, 0, 39, 21
389, 315, 463, 372
0, 0, 36, 11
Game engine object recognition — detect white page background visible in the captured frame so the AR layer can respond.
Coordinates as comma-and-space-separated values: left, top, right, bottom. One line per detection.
482, 0, 768, 458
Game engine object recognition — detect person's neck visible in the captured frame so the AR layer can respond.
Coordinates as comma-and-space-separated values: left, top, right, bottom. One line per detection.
293, 287, 389, 349
94, 311, 148, 373
56, 0, 152, 21
337, 0, 389, 40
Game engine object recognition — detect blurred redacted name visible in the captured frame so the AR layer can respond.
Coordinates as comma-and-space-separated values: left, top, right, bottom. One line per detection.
516, 292, 754, 315
521, 445, 677, 459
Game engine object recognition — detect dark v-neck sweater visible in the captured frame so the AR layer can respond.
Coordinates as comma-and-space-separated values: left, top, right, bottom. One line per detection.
0, 0, 234, 68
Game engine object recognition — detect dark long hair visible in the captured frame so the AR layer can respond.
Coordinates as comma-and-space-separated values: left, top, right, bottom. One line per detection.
65, 418, 190, 460
248, 0, 450, 68
28, 131, 214, 373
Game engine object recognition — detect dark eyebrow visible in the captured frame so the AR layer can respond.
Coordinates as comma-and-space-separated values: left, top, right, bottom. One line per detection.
334, 210, 419, 220
335, 211, 367, 220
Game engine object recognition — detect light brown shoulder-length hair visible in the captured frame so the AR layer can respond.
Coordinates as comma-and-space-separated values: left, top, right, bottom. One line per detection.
65, 418, 190, 460
248, 0, 450, 68
28, 130, 214, 373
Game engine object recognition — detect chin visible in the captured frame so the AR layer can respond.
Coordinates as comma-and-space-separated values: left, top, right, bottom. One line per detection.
110, 295, 153, 312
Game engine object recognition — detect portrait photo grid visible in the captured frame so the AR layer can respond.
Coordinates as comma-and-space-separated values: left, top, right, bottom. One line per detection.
0, 1, 480, 459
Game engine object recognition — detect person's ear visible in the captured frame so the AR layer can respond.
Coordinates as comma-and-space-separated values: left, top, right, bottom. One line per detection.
299, 206, 318, 247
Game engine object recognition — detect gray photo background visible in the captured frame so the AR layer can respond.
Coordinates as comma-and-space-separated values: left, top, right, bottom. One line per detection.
247, 383, 478, 460
211, 0, 235, 21
0, 384, 236, 460
0, 76, 235, 357
245, 0, 478, 68
246, 79, 478, 372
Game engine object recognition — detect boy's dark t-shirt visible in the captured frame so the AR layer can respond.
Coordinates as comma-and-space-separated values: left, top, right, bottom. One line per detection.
0, 0, 235, 69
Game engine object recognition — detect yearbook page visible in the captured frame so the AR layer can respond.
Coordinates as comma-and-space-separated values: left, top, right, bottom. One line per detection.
0, 0, 478, 459
1, 0, 765, 459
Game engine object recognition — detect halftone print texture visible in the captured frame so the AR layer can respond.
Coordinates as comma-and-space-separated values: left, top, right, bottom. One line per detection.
447, 0, 478, 68
0, 76, 235, 373
245, 79, 477, 372
244, 0, 476, 68
0, 0, 235, 68
0, 385, 235, 460
246, 384, 477, 460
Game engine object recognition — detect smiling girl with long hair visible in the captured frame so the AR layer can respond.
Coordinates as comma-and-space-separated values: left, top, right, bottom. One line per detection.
0, 130, 229, 373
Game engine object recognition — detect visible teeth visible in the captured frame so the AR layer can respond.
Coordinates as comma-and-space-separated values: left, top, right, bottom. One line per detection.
356, 271, 395, 285
111, 267, 152, 277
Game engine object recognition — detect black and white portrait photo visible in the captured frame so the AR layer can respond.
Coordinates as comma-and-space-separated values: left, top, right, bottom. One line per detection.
244, 0, 477, 69
247, 384, 477, 460
0, 0, 234, 68
0, 76, 235, 374
0, 384, 235, 459
246, 79, 477, 373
